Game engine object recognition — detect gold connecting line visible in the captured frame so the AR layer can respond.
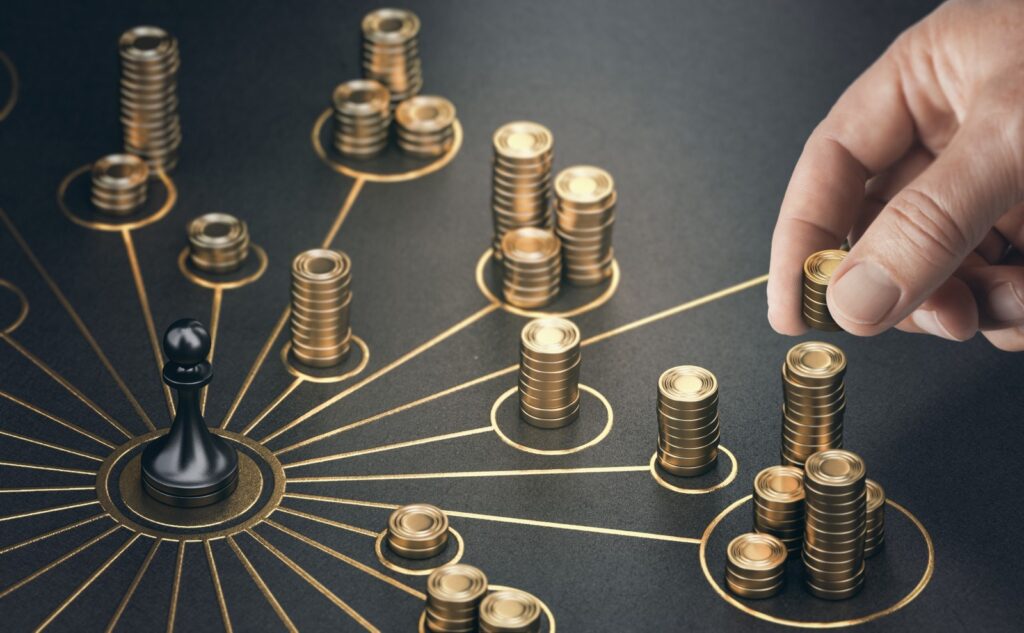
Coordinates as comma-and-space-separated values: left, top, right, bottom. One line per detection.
204, 540, 233, 633
241, 377, 303, 436
0, 486, 94, 494
0, 388, 116, 449
201, 287, 224, 416
275, 506, 378, 537
0, 428, 104, 462
106, 538, 161, 633
167, 540, 186, 633
288, 464, 651, 483
0, 460, 96, 476
0, 513, 109, 556
0, 499, 100, 524
226, 535, 298, 632
281, 426, 493, 469
0, 523, 122, 599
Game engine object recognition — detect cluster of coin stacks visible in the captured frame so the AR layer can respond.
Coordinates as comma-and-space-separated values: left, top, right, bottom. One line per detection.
781, 341, 846, 467
753, 466, 805, 556
864, 479, 886, 557
290, 249, 353, 368
119, 26, 181, 172
331, 79, 392, 158
803, 449, 867, 600
395, 95, 456, 157
725, 533, 787, 599
479, 589, 542, 633
802, 249, 847, 331
518, 318, 581, 429
656, 365, 720, 477
425, 564, 488, 633
90, 154, 149, 215
491, 121, 555, 256
501, 228, 562, 308
187, 213, 250, 274
554, 165, 616, 286
386, 504, 449, 559
361, 8, 422, 107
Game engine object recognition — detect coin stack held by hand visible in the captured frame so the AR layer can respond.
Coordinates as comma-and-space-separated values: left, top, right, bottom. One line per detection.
554, 165, 617, 286
331, 79, 392, 159
726, 532, 787, 599
501, 228, 562, 308
864, 479, 886, 557
479, 589, 542, 633
119, 26, 182, 172
781, 341, 846, 468
91, 154, 149, 216
289, 249, 353, 368
425, 564, 488, 633
396, 95, 456, 157
656, 366, 721, 477
187, 213, 250, 274
386, 504, 450, 559
753, 466, 805, 556
361, 8, 422, 107
518, 318, 581, 429
802, 249, 847, 331
491, 121, 555, 256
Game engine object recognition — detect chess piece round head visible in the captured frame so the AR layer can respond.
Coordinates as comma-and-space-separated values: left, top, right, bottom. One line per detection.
164, 318, 209, 366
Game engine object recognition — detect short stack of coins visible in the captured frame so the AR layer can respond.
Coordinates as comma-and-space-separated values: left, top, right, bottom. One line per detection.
753, 466, 805, 556
425, 564, 488, 633
501, 228, 561, 308
331, 79, 392, 159
491, 121, 555, 256
187, 213, 250, 274
386, 504, 449, 559
518, 318, 581, 429
725, 533, 787, 599
781, 341, 846, 468
396, 95, 456, 157
554, 165, 616, 286
656, 366, 720, 477
91, 154, 149, 215
289, 249, 353, 368
361, 8, 422, 107
119, 26, 182, 172
864, 479, 886, 557
802, 249, 847, 331
802, 449, 867, 600
479, 588, 542, 633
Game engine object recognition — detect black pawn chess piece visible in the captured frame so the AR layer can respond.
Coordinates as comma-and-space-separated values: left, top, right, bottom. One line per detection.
141, 318, 238, 507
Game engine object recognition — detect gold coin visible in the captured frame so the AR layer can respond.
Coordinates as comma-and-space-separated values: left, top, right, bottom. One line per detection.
520, 318, 580, 357
427, 564, 488, 606
784, 341, 846, 384
361, 8, 420, 43
395, 95, 456, 132
804, 449, 865, 490
866, 478, 885, 513
658, 365, 717, 404
753, 465, 805, 507
332, 79, 391, 115
554, 165, 614, 205
479, 589, 542, 629
727, 532, 787, 574
92, 153, 149, 188
493, 121, 553, 161
501, 227, 560, 264
803, 249, 847, 287
119, 26, 176, 61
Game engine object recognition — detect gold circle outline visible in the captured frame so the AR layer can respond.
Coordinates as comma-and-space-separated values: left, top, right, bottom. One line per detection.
58, 164, 177, 232
177, 244, 269, 291
0, 279, 29, 334
698, 494, 935, 629
475, 249, 620, 319
490, 384, 613, 456
0, 51, 18, 122
312, 108, 463, 183
374, 527, 464, 576
648, 447, 737, 495
280, 337, 370, 384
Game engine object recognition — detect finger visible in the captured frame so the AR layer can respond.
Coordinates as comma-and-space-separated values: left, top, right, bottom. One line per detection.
994, 202, 1024, 250
982, 325, 1024, 352
852, 146, 935, 243
890, 276, 978, 340
958, 264, 1024, 329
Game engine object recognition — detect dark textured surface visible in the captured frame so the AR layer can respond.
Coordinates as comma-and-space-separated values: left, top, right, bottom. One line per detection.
1, 1, 1019, 631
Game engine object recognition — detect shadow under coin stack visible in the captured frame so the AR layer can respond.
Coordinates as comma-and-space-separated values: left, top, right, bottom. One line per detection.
865, 479, 886, 557
331, 79, 392, 159
753, 465, 805, 556
491, 121, 555, 256
479, 588, 542, 633
289, 249, 353, 368
119, 26, 181, 172
554, 165, 616, 286
425, 564, 488, 633
386, 503, 449, 559
725, 533, 787, 599
656, 366, 720, 477
396, 95, 456, 157
501, 228, 561, 308
781, 341, 846, 468
187, 213, 250, 273
802, 249, 847, 331
361, 8, 422, 108
802, 449, 867, 600
518, 318, 581, 429
91, 154, 149, 215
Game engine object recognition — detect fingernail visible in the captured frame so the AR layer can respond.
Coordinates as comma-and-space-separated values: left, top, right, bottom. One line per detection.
829, 263, 901, 325
910, 309, 960, 341
986, 282, 1024, 323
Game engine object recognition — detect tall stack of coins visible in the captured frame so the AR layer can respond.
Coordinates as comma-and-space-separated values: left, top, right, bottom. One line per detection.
656, 366, 720, 477
187, 213, 250, 274
725, 533, 787, 599
91, 154, 149, 215
554, 165, 616, 286
119, 26, 181, 172
395, 95, 456, 157
518, 318, 581, 429
753, 466, 805, 556
491, 122, 555, 256
864, 479, 886, 557
331, 79, 392, 159
289, 249, 353, 368
802, 249, 847, 331
479, 589, 542, 633
361, 8, 422, 107
425, 564, 488, 633
500, 228, 561, 308
386, 504, 449, 559
803, 450, 867, 600
781, 341, 846, 468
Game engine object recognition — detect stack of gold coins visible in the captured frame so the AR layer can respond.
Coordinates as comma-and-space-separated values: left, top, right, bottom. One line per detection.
386, 504, 449, 559
187, 213, 250, 274
331, 79, 392, 159
119, 26, 181, 172
725, 533, 787, 599
864, 479, 885, 557
289, 249, 353, 368
395, 95, 456, 157
518, 318, 581, 429
491, 121, 555, 256
361, 8, 422, 107
656, 366, 720, 477
425, 564, 488, 633
803, 450, 867, 600
554, 165, 617, 286
753, 466, 805, 556
479, 589, 542, 633
802, 250, 847, 331
500, 228, 561, 308
91, 154, 149, 215
781, 341, 846, 468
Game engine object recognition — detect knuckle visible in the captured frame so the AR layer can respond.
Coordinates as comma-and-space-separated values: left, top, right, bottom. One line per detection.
885, 188, 974, 269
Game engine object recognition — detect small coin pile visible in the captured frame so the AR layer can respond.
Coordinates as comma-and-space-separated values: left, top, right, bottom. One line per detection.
331, 79, 392, 159
91, 154, 149, 215
396, 95, 456, 157
386, 504, 449, 559
864, 479, 885, 557
781, 341, 846, 468
753, 466, 805, 556
656, 366, 720, 477
119, 26, 181, 172
803, 449, 867, 600
554, 165, 616, 286
802, 249, 847, 331
491, 121, 555, 256
289, 249, 353, 368
361, 8, 422, 107
500, 228, 561, 308
187, 213, 250, 274
425, 564, 488, 633
518, 318, 581, 429
726, 532, 787, 599
479, 588, 543, 633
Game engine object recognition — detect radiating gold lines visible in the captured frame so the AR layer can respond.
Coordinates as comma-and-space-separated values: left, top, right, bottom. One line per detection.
0, 460, 96, 476
0, 388, 116, 448
226, 535, 297, 633
201, 287, 223, 416
241, 377, 303, 436
204, 540, 233, 633
281, 427, 493, 469
167, 540, 186, 633
289, 464, 651, 483
276, 506, 378, 537
0, 486, 94, 494
246, 528, 380, 633
0, 524, 121, 599
106, 538, 160, 633
322, 177, 365, 248
0, 429, 103, 462
0, 209, 155, 431
0, 513, 108, 555
0, 499, 100, 523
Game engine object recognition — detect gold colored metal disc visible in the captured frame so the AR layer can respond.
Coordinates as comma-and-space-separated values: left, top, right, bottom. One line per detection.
554, 165, 614, 205
493, 121, 554, 160
520, 318, 580, 357
292, 248, 351, 280
785, 341, 846, 383
659, 365, 718, 404
395, 95, 456, 132
427, 564, 488, 605
387, 503, 449, 549
119, 25, 176, 61
866, 479, 886, 513
479, 588, 542, 629
754, 465, 805, 505
804, 449, 866, 489
727, 532, 788, 573
804, 249, 847, 286
501, 227, 560, 263
361, 8, 420, 43
92, 153, 149, 188
332, 79, 391, 115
